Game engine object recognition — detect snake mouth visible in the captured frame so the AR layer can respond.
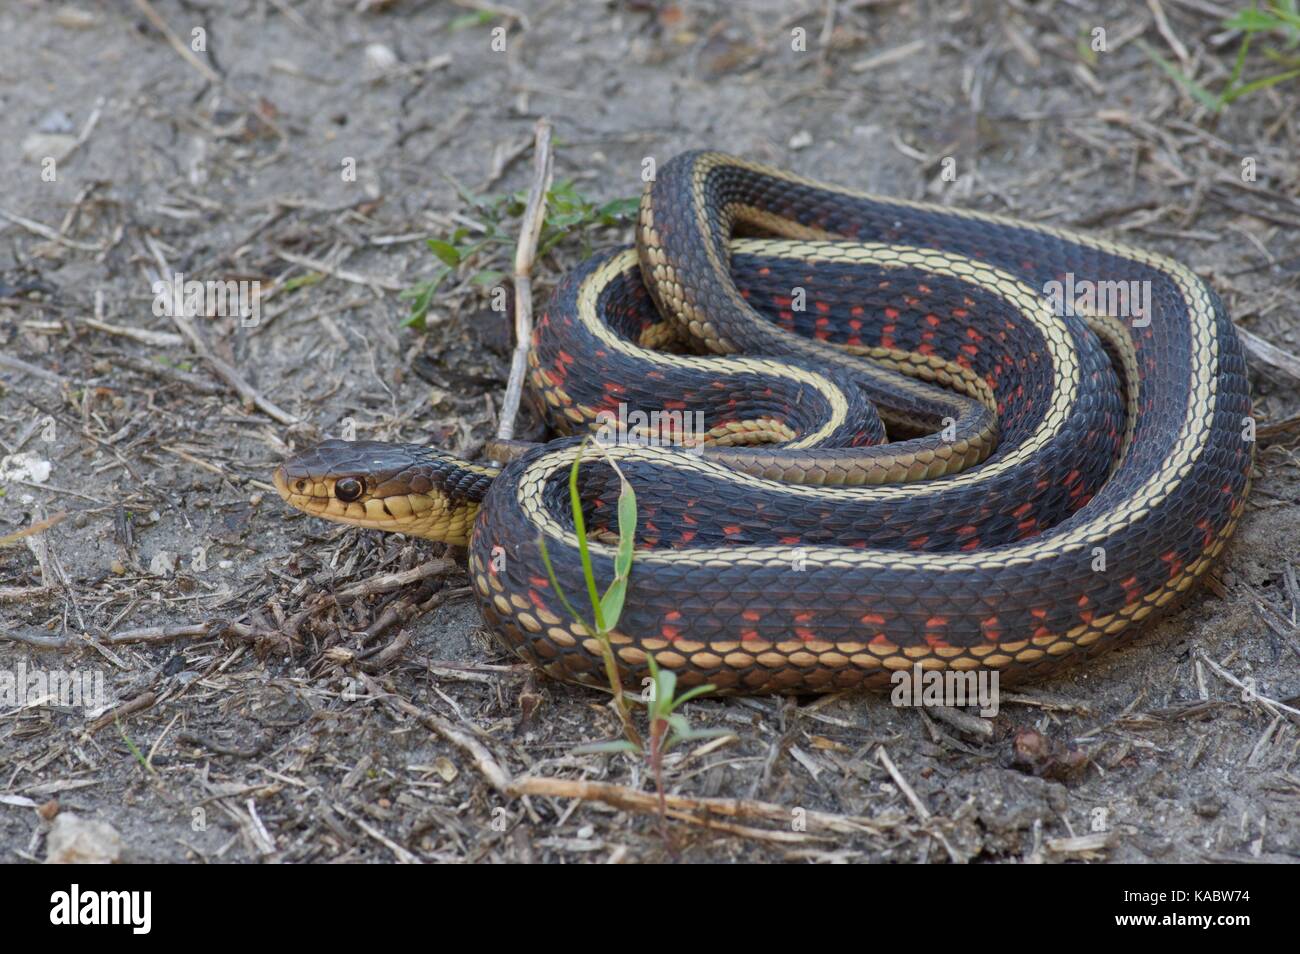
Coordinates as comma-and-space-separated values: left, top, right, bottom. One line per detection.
273, 439, 493, 544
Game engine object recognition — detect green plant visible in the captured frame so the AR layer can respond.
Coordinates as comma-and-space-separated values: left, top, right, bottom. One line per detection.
536, 440, 727, 787
536, 441, 728, 835
1141, 1, 1300, 111
400, 180, 638, 328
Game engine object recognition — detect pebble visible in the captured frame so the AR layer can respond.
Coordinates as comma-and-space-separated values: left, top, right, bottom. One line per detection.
21, 133, 77, 163
54, 6, 100, 29
44, 812, 123, 864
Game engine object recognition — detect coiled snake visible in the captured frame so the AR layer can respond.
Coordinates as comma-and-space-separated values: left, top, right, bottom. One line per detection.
275, 151, 1253, 694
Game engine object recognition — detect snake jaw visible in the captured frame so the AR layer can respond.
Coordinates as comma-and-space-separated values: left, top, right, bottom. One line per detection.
273, 439, 496, 545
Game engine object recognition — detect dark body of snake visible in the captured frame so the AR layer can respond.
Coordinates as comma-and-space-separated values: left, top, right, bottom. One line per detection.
276, 151, 1253, 694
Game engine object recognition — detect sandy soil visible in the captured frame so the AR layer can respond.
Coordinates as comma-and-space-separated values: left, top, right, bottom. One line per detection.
1, 0, 1297, 863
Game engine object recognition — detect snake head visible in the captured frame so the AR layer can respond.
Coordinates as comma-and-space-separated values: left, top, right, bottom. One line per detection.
273, 439, 498, 545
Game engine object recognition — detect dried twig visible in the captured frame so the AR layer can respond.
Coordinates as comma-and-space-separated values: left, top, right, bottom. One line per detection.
1237, 325, 1300, 382
87, 692, 157, 735
359, 673, 513, 792
497, 119, 553, 441
0, 512, 68, 548
0, 352, 67, 384
139, 234, 299, 425
509, 776, 890, 842
330, 560, 458, 601
1197, 651, 1300, 722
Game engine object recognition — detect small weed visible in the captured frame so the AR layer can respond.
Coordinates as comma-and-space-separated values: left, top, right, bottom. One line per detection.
1141, 2, 1300, 111
400, 179, 638, 328
537, 440, 727, 827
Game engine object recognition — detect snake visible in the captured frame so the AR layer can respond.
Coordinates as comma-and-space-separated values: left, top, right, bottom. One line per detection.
274, 151, 1253, 694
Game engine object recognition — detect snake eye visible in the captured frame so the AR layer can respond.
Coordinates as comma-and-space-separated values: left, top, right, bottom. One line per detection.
335, 478, 363, 502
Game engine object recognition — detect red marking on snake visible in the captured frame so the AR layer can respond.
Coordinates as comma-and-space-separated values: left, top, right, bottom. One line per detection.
1161, 551, 1184, 578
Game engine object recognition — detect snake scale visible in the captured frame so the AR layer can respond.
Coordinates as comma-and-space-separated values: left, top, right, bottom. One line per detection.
275, 151, 1253, 694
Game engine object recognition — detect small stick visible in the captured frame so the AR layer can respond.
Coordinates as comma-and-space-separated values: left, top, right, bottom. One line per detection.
273, 249, 406, 292
497, 119, 553, 441
0, 512, 68, 548
81, 315, 184, 348
359, 672, 514, 792
0, 352, 67, 384
330, 560, 458, 601
1237, 325, 1300, 382
876, 745, 930, 820
1198, 651, 1300, 721
87, 691, 157, 734
131, 0, 223, 86
0, 208, 101, 252
140, 234, 299, 425
509, 776, 890, 836
106, 623, 211, 645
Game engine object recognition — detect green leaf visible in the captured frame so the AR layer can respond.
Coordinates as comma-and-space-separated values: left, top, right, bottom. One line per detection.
425, 239, 462, 267
600, 579, 627, 631
472, 269, 507, 286
665, 713, 692, 736
449, 11, 495, 31
279, 272, 323, 294
573, 738, 642, 755
597, 197, 640, 223
537, 530, 597, 639
1138, 40, 1223, 111
1220, 65, 1300, 102
614, 480, 636, 579
567, 440, 606, 634
668, 683, 718, 710
653, 667, 677, 718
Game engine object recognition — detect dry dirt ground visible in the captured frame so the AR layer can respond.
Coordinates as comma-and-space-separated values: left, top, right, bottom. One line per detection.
1, 0, 1298, 864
